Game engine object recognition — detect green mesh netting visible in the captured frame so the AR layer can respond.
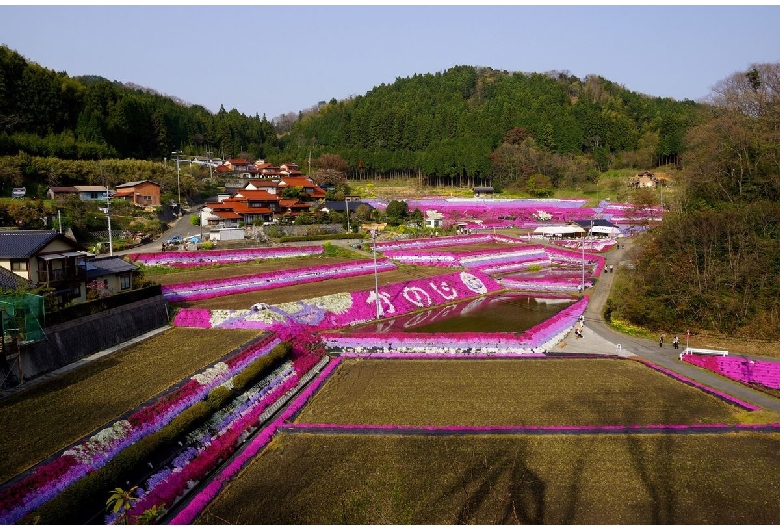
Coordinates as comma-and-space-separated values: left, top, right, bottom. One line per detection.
0, 294, 46, 344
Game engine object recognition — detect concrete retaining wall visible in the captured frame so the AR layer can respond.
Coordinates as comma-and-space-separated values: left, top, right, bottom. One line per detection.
18, 295, 170, 380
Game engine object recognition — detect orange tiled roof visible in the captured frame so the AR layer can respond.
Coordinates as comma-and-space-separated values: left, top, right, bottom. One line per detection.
233, 189, 277, 201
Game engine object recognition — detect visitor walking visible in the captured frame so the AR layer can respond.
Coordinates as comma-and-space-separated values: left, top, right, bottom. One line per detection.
659, 334, 664, 347
673, 336, 679, 349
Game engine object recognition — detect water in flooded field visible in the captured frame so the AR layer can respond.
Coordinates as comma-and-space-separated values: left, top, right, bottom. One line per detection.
353, 292, 576, 334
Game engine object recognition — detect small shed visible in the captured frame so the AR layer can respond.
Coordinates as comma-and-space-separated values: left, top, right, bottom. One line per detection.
208, 228, 245, 241
424, 210, 444, 228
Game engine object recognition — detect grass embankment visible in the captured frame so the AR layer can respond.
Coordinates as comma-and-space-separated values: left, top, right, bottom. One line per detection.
0, 328, 258, 484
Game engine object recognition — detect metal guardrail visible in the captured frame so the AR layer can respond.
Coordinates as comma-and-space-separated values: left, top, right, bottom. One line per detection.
679, 347, 729, 360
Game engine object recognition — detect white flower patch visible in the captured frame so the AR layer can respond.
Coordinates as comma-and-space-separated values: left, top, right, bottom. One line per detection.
219, 377, 235, 391
403, 286, 433, 307
460, 272, 487, 294
210, 310, 243, 327
64, 420, 133, 465
429, 280, 458, 300
306, 293, 354, 314
366, 291, 395, 315
193, 362, 229, 386
244, 309, 287, 324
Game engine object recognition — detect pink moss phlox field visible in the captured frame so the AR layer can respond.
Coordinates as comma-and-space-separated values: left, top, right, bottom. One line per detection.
363, 198, 662, 232
162, 259, 396, 302
128, 246, 324, 268
0, 334, 282, 525
322, 296, 587, 354
382, 242, 604, 278
172, 308, 213, 328
184, 270, 505, 332
636, 359, 760, 411
682, 354, 780, 390
169, 357, 343, 525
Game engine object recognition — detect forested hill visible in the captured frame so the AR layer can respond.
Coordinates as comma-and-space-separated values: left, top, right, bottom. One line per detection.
279, 65, 701, 185
2, 45, 702, 186
0, 45, 280, 162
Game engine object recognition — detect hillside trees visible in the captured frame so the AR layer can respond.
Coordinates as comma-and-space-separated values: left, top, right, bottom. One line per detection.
610, 63, 780, 339
0, 46, 280, 163
280, 66, 700, 188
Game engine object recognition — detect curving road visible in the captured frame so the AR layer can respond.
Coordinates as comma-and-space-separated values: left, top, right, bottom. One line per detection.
552, 238, 780, 412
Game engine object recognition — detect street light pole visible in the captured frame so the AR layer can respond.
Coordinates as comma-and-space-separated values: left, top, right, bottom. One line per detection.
105, 185, 113, 256
172, 151, 182, 217
581, 229, 585, 293
372, 229, 380, 320
345, 197, 350, 233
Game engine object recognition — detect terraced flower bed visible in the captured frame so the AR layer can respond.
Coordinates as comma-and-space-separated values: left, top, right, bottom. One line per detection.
0, 328, 258, 485
128, 245, 325, 268
0, 330, 288, 524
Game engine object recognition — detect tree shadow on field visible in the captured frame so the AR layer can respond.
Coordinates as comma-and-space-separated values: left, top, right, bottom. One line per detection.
436, 441, 584, 524
622, 410, 679, 524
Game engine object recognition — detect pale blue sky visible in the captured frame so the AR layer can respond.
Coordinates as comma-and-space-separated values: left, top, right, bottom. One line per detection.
2, 5, 779, 122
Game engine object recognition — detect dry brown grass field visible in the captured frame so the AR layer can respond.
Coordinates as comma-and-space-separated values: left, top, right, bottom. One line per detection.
196, 432, 780, 524
193, 357, 780, 524
0, 328, 258, 483
293, 358, 746, 427
144, 256, 361, 287
175, 265, 449, 310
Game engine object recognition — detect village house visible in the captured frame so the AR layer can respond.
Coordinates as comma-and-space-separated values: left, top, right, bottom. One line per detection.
0, 230, 90, 307
81, 255, 139, 296
113, 181, 162, 207
200, 173, 326, 229
45, 185, 110, 201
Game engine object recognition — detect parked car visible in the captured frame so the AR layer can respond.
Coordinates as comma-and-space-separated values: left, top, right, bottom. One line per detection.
12, 187, 26, 199
165, 235, 183, 245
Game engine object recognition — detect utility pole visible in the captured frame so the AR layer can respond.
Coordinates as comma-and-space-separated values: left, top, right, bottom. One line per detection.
172, 151, 182, 217
106, 185, 113, 256
372, 229, 380, 320
345, 196, 350, 233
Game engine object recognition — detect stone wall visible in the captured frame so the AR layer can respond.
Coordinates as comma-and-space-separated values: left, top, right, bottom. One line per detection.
18, 295, 170, 380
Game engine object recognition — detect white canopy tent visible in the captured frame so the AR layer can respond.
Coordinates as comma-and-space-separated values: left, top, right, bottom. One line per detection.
533, 225, 586, 237
589, 225, 622, 237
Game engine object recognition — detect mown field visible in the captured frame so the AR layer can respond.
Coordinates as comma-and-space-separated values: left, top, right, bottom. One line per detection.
293, 358, 746, 427
0, 328, 258, 484
195, 357, 780, 524
196, 432, 780, 524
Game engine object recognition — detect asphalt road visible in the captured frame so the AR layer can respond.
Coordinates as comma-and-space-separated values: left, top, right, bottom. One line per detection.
116, 212, 206, 255
553, 238, 780, 412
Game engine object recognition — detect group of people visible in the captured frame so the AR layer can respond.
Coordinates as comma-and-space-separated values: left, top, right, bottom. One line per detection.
604, 264, 614, 273
659, 334, 680, 349
574, 315, 585, 339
